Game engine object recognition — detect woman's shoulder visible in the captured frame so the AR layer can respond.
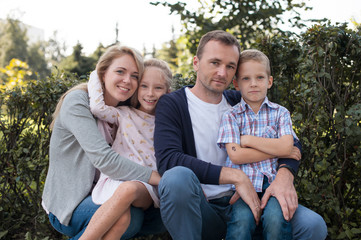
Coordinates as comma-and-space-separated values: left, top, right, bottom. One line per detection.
64, 88, 89, 105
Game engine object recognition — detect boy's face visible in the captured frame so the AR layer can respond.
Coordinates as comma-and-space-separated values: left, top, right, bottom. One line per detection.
234, 60, 273, 109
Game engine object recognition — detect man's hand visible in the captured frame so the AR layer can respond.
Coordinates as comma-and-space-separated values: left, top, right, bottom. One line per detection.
260, 167, 298, 221
220, 167, 261, 224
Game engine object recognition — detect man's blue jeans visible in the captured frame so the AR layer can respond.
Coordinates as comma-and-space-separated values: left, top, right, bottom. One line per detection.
226, 177, 292, 240
158, 166, 328, 240
158, 166, 232, 240
48, 195, 166, 239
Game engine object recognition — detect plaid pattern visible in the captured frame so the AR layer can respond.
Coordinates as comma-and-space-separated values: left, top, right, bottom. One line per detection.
217, 97, 298, 192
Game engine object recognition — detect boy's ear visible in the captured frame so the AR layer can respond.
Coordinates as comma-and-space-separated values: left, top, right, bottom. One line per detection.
267, 76, 273, 89
233, 78, 240, 91
193, 56, 199, 71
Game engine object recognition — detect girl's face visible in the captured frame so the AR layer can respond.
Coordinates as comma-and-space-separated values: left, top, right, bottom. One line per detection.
137, 67, 169, 115
103, 54, 139, 106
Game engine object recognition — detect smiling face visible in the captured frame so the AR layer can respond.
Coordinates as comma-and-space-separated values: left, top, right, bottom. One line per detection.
234, 60, 273, 112
192, 40, 239, 103
102, 54, 139, 106
137, 66, 169, 115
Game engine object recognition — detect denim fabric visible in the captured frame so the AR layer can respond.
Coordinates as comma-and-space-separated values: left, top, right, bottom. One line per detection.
226, 175, 327, 240
226, 177, 292, 240
158, 166, 232, 240
48, 195, 165, 240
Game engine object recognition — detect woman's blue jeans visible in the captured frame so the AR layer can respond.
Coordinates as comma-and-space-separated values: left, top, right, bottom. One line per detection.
226, 177, 292, 240
48, 195, 165, 240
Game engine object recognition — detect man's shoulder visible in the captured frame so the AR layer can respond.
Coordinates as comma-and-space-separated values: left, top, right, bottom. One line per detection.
160, 86, 187, 103
223, 89, 241, 106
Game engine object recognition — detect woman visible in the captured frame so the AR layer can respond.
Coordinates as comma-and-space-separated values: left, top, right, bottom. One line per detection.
42, 45, 165, 239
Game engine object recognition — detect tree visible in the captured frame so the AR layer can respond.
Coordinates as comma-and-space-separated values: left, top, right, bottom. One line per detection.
0, 18, 28, 67
27, 42, 50, 79
45, 31, 67, 67
151, 0, 312, 54
58, 42, 97, 77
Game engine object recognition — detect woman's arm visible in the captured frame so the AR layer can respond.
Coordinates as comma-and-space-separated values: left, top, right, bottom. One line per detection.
87, 70, 119, 126
60, 90, 153, 183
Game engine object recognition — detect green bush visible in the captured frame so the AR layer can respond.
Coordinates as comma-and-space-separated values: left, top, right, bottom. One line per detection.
0, 70, 84, 239
254, 23, 361, 239
0, 23, 360, 239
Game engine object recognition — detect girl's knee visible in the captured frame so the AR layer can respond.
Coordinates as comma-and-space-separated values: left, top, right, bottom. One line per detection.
113, 182, 142, 201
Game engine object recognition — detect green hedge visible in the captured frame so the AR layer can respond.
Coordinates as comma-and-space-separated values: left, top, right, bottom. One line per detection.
1, 23, 360, 239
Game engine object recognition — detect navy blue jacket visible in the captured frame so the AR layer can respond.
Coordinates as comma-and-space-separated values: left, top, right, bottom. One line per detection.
154, 86, 300, 185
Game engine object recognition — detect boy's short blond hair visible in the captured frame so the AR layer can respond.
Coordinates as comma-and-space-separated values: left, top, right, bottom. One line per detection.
239, 49, 271, 76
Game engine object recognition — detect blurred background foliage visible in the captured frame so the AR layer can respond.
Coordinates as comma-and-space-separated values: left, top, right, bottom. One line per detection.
0, 0, 360, 239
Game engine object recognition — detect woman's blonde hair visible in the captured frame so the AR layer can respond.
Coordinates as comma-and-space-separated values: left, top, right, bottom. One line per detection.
50, 45, 144, 129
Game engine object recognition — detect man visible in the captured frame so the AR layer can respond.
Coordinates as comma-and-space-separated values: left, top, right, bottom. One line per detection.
154, 30, 327, 240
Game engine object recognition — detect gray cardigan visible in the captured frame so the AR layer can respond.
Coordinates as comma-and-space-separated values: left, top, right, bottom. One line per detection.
42, 89, 152, 225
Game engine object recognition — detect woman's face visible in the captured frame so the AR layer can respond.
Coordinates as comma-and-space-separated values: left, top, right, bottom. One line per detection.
103, 54, 139, 106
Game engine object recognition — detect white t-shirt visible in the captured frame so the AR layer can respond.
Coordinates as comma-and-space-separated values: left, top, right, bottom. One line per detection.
185, 87, 233, 200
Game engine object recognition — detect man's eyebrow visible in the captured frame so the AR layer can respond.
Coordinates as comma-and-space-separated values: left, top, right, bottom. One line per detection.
209, 58, 237, 66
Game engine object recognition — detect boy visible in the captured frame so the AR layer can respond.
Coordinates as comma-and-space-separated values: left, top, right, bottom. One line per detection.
217, 49, 299, 239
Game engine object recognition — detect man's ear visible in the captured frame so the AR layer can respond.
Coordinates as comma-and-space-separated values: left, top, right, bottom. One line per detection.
193, 56, 199, 71
233, 78, 240, 91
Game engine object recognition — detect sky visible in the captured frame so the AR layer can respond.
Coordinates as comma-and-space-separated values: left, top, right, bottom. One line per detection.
1, 0, 361, 55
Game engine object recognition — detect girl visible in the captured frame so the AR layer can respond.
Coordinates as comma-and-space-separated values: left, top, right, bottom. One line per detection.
42, 45, 163, 240
80, 58, 172, 240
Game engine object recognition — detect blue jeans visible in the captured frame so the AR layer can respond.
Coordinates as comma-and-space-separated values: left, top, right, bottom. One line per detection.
48, 195, 165, 239
159, 167, 328, 240
158, 166, 232, 240
227, 177, 292, 240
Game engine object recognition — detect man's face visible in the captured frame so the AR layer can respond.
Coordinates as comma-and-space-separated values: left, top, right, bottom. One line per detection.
193, 40, 239, 95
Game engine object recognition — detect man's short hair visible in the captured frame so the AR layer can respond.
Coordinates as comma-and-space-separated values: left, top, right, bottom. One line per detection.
196, 30, 241, 60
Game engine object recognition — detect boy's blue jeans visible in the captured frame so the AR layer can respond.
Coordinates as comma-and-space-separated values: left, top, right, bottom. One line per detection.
158, 166, 328, 240
226, 177, 292, 240
48, 195, 165, 240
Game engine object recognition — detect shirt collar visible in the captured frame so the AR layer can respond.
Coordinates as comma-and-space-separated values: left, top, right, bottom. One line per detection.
237, 96, 279, 113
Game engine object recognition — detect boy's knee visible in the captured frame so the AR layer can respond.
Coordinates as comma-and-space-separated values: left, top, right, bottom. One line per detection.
230, 199, 256, 229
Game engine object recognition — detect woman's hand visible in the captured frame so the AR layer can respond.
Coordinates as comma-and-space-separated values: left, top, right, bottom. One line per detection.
148, 171, 161, 186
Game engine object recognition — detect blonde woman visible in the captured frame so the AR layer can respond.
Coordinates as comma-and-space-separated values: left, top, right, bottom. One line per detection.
79, 58, 172, 240
42, 46, 164, 239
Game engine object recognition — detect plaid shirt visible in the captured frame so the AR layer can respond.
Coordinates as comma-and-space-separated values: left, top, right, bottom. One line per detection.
217, 97, 298, 192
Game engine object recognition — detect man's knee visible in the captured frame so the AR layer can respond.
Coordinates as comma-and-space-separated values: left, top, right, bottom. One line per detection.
159, 167, 198, 193
292, 205, 328, 240
159, 166, 201, 205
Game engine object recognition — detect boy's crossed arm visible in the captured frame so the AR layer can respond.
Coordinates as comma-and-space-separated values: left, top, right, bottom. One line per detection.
225, 134, 297, 165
